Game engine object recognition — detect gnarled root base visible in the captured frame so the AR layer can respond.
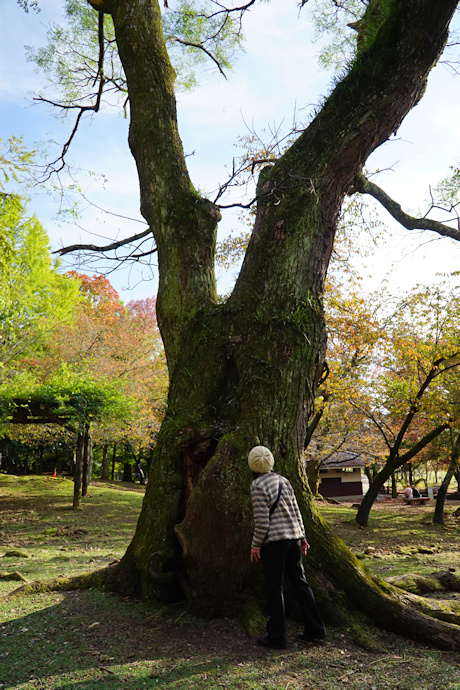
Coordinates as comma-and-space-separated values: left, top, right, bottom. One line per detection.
4, 563, 121, 598
386, 570, 460, 595
5, 553, 460, 651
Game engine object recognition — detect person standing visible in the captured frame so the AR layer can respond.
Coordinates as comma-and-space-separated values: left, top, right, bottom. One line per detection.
248, 445, 326, 649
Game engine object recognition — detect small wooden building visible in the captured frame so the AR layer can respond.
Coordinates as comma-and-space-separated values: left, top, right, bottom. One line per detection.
319, 451, 366, 500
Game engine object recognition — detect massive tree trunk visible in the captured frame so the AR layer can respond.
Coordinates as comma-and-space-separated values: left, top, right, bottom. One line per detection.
83, 0, 460, 647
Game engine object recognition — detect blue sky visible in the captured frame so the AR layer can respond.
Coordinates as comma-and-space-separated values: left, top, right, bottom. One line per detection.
1, 1, 460, 303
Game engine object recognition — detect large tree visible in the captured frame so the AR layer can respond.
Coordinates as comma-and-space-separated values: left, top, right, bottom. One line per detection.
17, 0, 460, 648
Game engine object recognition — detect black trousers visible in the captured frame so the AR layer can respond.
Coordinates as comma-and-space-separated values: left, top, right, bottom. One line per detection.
260, 538, 326, 644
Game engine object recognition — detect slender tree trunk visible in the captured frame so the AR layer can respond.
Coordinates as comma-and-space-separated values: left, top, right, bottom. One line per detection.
23, 451, 29, 475
111, 442, 117, 481
364, 465, 373, 487
306, 459, 322, 496
122, 463, 133, 483
82, 425, 91, 497
408, 462, 413, 485
391, 472, 397, 498
38, 447, 44, 475
433, 433, 460, 525
357, 457, 397, 527
455, 469, 460, 493
73, 432, 84, 509
101, 443, 109, 481
128, 442, 145, 484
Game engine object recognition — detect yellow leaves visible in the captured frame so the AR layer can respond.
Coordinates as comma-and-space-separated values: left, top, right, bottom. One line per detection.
312, 279, 460, 464
216, 230, 251, 269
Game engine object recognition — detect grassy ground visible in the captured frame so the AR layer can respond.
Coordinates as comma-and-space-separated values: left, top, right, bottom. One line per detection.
317, 497, 460, 579
1, 475, 460, 690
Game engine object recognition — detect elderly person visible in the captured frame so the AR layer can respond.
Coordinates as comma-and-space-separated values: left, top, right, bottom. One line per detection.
249, 445, 326, 649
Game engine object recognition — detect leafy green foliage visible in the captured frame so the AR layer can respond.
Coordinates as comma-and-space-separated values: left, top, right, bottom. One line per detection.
26, 0, 246, 115
26, 0, 126, 110
162, 0, 244, 87
306, 0, 392, 71
0, 199, 167, 462
0, 269, 168, 461
0, 136, 38, 192
0, 364, 135, 430
433, 164, 460, 207
307, 0, 363, 70
16, 0, 40, 12
0, 195, 81, 371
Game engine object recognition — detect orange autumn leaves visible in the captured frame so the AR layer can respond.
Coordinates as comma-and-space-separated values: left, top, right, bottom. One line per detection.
18, 273, 168, 451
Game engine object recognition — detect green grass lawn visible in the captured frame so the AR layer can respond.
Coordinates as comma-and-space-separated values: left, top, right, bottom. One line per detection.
317, 497, 460, 579
1, 475, 460, 690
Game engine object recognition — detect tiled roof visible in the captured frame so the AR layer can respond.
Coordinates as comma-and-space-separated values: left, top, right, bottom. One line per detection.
320, 451, 364, 469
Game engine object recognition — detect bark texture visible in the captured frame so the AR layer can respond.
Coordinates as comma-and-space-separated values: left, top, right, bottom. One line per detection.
78, 0, 460, 648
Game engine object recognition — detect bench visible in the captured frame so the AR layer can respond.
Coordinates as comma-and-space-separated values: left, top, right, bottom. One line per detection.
404, 496, 430, 505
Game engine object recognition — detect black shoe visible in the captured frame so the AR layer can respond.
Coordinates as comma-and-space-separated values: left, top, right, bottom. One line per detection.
257, 635, 287, 650
297, 632, 326, 645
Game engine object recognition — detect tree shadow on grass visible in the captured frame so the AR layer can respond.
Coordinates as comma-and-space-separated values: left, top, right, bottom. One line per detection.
5, 589, 460, 690
0, 589, 276, 689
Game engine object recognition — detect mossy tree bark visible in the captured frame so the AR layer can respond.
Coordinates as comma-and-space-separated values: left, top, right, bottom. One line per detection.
84, 0, 460, 647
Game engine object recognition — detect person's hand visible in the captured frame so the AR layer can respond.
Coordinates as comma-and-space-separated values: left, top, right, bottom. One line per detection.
301, 539, 310, 556
251, 548, 261, 562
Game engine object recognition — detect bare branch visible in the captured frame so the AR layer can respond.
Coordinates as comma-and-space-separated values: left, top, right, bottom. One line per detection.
206, 0, 257, 18
353, 174, 460, 242
55, 227, 154, 257
35, 11, 107, 181
171, 37, 228, 78
94, 10, 105, 86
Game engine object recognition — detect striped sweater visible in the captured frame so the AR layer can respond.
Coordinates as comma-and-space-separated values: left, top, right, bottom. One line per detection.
250, 472, 306, 549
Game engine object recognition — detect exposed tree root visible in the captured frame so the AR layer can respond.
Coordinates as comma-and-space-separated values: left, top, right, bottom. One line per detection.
4, 564, 119, 598
5, 535, 460, 652
352, 572, 460, 649
305, 509, 460, 651
386, 570, 460, 595
397, 590, 460, 626
0, 571, 28, 582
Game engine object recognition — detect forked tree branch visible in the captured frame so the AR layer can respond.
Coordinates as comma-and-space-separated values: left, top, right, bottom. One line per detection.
207, 0, 257, 18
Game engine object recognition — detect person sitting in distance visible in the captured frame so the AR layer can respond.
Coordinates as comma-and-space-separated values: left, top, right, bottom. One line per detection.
403, 484, 412, 500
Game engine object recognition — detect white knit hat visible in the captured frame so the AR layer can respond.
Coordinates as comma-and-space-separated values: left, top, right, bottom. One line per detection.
248, 446, 274, 473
